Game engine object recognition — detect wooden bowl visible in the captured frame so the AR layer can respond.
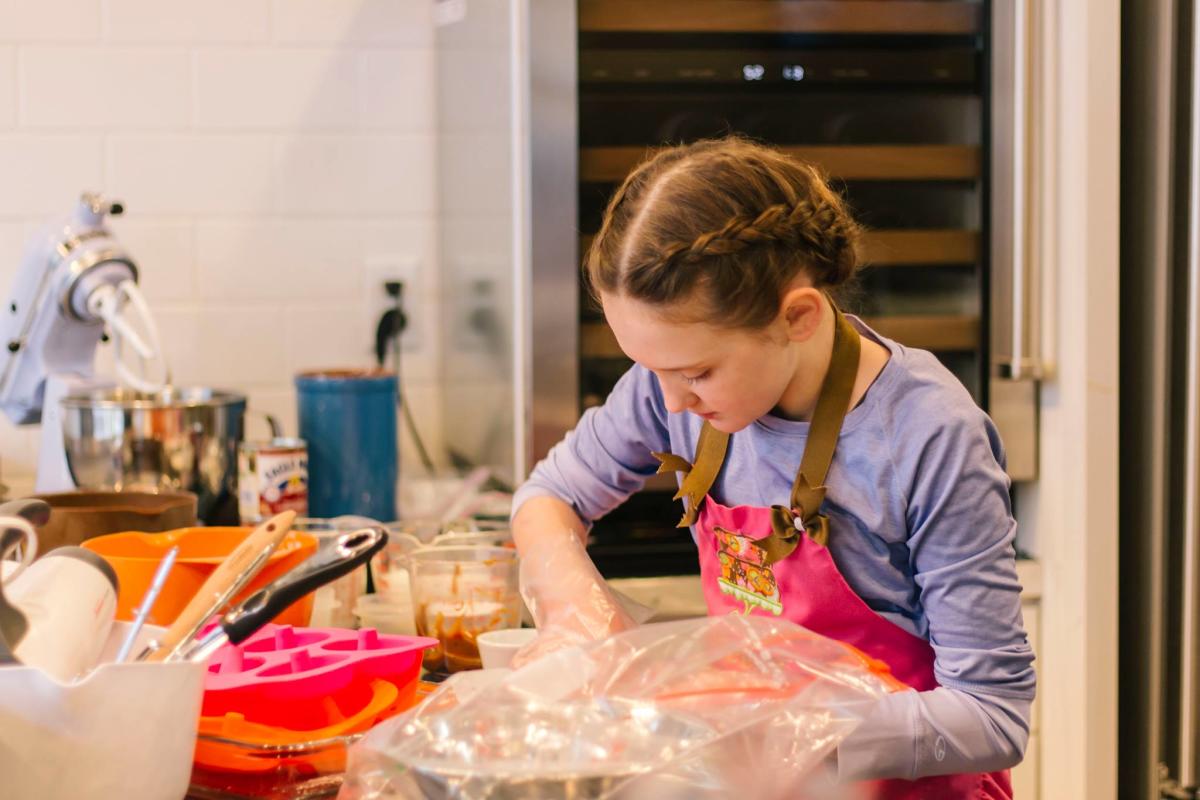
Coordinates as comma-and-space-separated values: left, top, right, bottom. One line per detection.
30, 490, 197, 553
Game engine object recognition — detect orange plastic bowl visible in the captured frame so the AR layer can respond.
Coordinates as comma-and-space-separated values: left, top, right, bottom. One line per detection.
83, 527, 319, 627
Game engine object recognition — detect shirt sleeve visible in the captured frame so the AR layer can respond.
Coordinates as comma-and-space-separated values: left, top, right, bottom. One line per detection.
512, 364, 672, 525
838, 401, 1036, 780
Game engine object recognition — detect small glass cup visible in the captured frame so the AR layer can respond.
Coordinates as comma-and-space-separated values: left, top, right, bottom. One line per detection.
429, 528, 512, 548
385, 518, 443, 545
407, 546, 520, 672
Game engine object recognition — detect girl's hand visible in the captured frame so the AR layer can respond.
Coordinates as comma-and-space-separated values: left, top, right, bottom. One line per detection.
512, 528, 640, 667
510, 499, 647, 668
508, 625, 590, 669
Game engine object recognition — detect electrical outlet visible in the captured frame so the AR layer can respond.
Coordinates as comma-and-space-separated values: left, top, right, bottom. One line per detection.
365, 255, 422, 360
448, 256, 506, 355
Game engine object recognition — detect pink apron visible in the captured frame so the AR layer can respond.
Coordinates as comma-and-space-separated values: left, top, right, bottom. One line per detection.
655, 307, 1012, 799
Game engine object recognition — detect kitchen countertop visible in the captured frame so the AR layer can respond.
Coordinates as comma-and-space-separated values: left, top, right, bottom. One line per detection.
2, 474, 35, 502
6, 462, 1045, 610
611, 557, 1043, 622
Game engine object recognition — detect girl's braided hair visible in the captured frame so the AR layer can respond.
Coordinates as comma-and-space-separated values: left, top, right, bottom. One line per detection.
585, 136, 861, 329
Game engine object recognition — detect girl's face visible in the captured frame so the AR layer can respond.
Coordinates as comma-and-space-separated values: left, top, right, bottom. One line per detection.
601, 290, 803, 433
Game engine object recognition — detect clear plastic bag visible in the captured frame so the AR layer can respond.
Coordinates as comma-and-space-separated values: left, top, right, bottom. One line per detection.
340, 614, 900, 800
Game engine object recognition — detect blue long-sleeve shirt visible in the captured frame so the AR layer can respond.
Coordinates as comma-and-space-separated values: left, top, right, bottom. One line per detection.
513, 316, 1036, 781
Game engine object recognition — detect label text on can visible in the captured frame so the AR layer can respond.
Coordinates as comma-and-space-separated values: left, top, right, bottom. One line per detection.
238, 439, 308, 524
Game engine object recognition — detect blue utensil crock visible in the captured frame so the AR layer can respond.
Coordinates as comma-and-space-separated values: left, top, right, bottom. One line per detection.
295, 369, 397, 520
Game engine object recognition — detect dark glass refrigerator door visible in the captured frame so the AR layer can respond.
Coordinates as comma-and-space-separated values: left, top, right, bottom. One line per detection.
575, 4, 991, 577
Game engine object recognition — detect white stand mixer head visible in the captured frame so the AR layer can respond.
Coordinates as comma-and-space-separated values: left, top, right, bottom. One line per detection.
0, 193, 168, 490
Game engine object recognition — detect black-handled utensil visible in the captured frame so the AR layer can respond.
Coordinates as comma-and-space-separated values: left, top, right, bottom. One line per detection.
178, 526, 388, 663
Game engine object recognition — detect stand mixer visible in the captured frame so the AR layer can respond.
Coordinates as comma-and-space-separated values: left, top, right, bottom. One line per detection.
0, 193, 169, 492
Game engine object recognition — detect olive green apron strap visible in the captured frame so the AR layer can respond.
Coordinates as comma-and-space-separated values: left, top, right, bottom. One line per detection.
655, 301, 861, 558
653, 452, 693, 476
652, 421, 729, 528
763, 306, 861, 561
796, 308, 861, 517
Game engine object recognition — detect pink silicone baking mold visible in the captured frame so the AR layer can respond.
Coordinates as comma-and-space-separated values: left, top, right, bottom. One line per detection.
201, 623, 436, 720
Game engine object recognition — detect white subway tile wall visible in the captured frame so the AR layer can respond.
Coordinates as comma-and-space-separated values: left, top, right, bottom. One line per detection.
0, 134, 104, 215
0, 0, 100, 42
21, 47, 191, 128
0, 0, 442, 486
271, 0, 434, 46
362, 50, 435, 132
103, 0, 271, 44
193, 49, 360, 130
106, 134, 278, 215
0, 47, 14, 128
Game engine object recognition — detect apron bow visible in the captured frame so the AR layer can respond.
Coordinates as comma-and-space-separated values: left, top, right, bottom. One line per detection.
765, 470, 831, 561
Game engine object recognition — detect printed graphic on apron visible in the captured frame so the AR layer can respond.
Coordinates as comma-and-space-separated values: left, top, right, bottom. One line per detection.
714, 526, 783, 615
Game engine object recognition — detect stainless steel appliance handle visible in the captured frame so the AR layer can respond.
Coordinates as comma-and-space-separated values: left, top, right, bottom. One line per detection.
988, 0, 1041, 482
998, 0, 1042, 381
1180, 0, 1200, 781
1007, 0, 1030, 380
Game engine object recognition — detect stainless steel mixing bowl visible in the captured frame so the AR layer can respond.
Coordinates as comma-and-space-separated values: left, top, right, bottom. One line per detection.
60, 387, 246, 524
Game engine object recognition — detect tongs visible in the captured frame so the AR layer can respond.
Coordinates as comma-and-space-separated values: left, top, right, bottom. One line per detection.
141, 510, 297, 662
175, 526, 388, 664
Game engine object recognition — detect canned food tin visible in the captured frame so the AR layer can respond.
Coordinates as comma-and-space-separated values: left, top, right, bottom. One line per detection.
238, 438, 308, 524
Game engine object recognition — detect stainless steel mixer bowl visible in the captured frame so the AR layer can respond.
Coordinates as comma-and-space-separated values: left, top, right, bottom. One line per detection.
60, 387, 246, 524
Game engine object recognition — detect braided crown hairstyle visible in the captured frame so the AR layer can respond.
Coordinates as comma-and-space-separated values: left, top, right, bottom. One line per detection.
585, 136, 861, 329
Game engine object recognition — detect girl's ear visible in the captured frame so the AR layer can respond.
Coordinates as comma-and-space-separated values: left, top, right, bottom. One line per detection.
779, 286, 826, 343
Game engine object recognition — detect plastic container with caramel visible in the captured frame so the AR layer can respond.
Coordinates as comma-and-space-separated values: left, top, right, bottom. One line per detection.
407, 546, 520, 672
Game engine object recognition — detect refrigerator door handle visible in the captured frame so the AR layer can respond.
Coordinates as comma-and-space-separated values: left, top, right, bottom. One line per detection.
1179, 0, 1200, 782
997, 0, 1042, 382
998, 0, 1036, 381
990, 0, 1041, 481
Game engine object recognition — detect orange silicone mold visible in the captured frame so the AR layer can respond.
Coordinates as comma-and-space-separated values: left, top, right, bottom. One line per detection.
194, 678, 401, 774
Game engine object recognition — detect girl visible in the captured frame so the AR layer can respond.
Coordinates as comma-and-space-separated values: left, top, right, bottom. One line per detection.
511, 137, 1034, 798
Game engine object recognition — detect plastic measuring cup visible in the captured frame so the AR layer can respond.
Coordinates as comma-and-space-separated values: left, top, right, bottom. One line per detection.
407, 546, 519, 672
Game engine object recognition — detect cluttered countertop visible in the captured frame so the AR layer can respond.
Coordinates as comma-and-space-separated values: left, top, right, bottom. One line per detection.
0, 481, 550, 797
0, 494, 910, 800
0, 491, 1045, 800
